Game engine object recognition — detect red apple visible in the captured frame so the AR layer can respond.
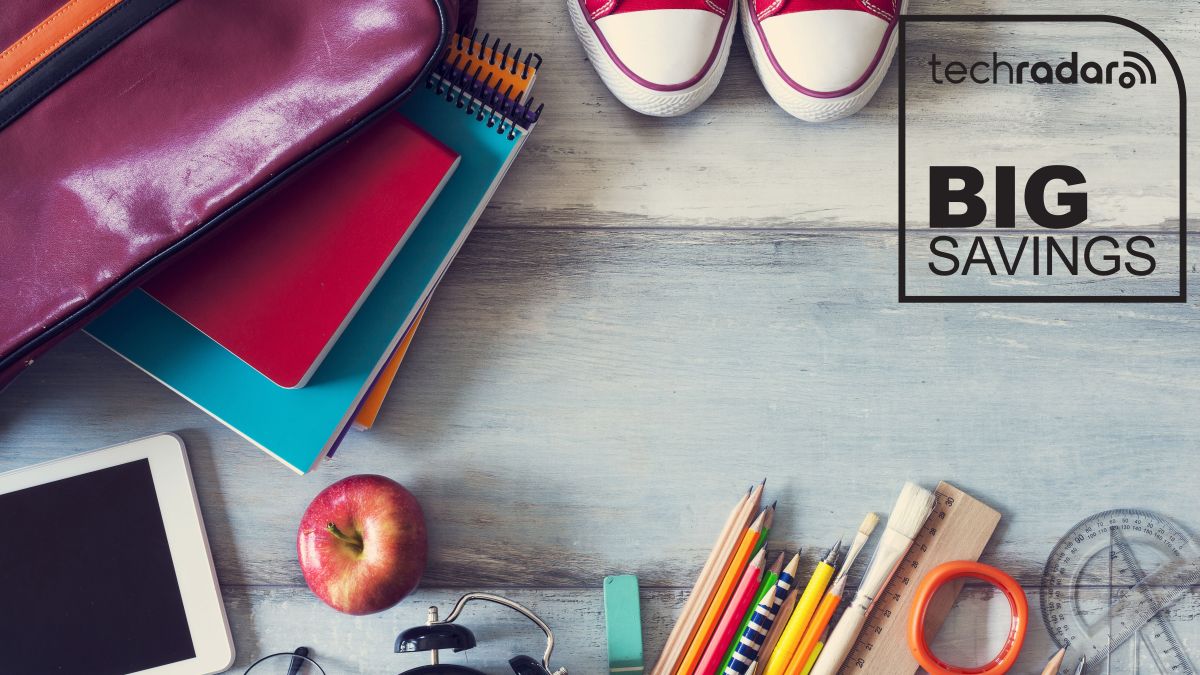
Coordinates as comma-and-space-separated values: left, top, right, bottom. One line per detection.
297, 474, 427, 615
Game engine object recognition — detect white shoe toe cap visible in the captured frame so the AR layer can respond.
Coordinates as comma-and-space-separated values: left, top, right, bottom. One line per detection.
595, 9, 723, 88
759, 9, 888, 93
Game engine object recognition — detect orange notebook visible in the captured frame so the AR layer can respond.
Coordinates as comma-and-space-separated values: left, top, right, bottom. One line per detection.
144, 117, 459, 389
354, 303, 427, 430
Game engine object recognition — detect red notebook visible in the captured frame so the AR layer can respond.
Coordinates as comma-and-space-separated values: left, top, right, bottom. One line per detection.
145, 116, 459, 388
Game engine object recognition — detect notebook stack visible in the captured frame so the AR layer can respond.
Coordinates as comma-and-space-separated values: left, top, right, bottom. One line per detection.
87, 30, 544, 473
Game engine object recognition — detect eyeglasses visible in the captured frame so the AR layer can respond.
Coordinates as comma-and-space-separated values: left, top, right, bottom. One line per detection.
243, 648, 326, 675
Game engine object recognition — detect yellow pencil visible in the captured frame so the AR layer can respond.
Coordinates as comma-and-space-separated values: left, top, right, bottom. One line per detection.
763, 540, 841, 675
675, 508, 770, 675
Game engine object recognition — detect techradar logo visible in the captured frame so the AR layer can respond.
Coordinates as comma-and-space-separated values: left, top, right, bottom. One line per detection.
898, 15, 1187, 303
929, 51, 1158, 89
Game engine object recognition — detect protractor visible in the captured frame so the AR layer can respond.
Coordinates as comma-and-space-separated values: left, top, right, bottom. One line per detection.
1041, 509, 1200, 674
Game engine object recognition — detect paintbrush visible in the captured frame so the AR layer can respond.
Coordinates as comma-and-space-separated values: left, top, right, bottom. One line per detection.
808, 482, 935, 675
832, 512, 879, 590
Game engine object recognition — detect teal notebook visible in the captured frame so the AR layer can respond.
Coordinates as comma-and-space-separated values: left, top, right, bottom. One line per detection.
88, 58, 541, 473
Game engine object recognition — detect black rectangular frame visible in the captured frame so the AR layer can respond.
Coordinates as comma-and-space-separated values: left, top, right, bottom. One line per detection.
897, 14, 1187, 303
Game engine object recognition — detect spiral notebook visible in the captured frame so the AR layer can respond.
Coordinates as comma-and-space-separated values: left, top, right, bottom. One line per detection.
351, 31, 544, 429
88, 35, 543, 473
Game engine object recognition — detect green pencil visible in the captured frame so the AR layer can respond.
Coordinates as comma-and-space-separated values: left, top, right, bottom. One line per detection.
718, 550, 784, 672
751, 502, 777, 558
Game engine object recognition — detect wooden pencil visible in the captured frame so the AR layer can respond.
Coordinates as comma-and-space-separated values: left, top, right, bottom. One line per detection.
1041, 648, 1066, 675
653, 482, 764, 675
676, 508, 770, 675
653, 487, 752, 675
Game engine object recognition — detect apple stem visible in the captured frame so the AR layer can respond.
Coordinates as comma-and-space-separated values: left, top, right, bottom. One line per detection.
326, 522, 363, 552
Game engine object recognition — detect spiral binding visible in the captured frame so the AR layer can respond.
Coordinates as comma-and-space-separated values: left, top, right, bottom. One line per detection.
453, 29, 543, 81
426, 42, 544, 140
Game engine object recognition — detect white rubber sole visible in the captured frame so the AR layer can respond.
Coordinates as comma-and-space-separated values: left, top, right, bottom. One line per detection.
568, 0, 737, 117
740, 0, 906, 122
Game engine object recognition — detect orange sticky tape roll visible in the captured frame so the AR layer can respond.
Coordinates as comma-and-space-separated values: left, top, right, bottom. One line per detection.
907, 561, 1028, 675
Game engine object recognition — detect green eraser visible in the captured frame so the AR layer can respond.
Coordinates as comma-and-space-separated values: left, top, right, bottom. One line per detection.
604, 575, 644, 674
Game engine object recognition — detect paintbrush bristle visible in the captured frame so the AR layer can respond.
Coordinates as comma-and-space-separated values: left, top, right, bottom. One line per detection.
858, 512, 880, 537
886, 482, 935, 540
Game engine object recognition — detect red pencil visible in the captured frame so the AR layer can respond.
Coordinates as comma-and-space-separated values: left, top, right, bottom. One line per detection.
696, 548, 767, 675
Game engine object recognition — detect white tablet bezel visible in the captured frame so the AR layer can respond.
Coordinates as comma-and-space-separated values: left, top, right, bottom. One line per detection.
0, 433, 235, 674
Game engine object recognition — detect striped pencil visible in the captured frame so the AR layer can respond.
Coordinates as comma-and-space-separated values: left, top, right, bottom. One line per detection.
724, 552, 801, 675
696, 548, 767, 675
756, 569, 800, 666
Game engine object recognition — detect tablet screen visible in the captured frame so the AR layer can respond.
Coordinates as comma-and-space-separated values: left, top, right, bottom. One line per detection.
0, 458, 196, 675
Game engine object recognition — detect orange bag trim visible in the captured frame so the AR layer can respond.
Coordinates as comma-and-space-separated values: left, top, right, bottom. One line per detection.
0, 0, 124, 91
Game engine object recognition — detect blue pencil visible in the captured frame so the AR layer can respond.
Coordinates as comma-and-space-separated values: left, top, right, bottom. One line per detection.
724, 553, 801, 675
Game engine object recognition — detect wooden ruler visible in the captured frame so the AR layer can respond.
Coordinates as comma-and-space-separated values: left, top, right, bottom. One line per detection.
837, 482, 1002, 675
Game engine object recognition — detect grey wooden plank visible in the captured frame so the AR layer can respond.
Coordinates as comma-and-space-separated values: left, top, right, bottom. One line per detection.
472, 0, 1199, 230
219, 586, 1200, 674
3, 229, 1198, 590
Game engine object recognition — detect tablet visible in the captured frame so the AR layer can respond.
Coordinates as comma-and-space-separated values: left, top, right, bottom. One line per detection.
0, 434, 234, 675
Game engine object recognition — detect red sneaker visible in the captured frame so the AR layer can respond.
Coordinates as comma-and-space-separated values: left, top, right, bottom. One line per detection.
740, 0, 904, 121
569, 0, 738, 116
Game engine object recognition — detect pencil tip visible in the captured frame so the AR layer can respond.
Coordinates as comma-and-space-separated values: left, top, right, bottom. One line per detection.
826, 537, 843, 563
771, 499, 778, 509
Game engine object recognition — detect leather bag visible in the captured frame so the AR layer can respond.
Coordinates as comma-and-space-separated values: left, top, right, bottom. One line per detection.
0, 0, 456, 386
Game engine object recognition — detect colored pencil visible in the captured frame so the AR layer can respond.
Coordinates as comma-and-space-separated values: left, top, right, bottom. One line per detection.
786, 514, 878, 674
764, 540, 841, 675
675, 506, 770, 675
784, 589, 839, 675
718, 551, 784, 671
724, 552, 801, 675
697, 548, 767, 675
799, 630, 826, 675
753, 502, 776, 557
653, 482, 763, 675
652, 488, 750, 675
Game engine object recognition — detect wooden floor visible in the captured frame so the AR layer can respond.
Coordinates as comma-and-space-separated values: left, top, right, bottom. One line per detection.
2, 0, 1198, 673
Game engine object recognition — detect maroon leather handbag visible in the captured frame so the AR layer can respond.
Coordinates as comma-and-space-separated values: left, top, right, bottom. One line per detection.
0, 0, 458, 387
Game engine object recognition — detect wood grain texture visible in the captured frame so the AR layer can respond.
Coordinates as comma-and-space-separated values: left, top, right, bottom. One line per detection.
0, 0, 1197, 672
3, 230, 1198, 589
